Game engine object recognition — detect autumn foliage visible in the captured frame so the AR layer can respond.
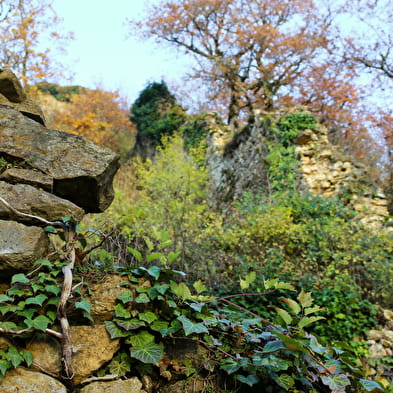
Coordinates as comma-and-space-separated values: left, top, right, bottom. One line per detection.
0, 0, 72, 85
42, 88, 135, 158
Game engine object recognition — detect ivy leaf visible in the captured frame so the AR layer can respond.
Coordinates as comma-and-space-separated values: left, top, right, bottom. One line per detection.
135, 293, 150, 303
26, 294, 48, 306
359, 379, 384, 392
126, 331, 155, 347
114, 304, 131, 319
277, 374, 295, 390
115, 318, 145, 331
30, 315, 51, 331
17, 308, 36, 320
0, 294, 14, 303
0, 359, 11, 376
7, 347, 24, 368
139, 312, 158, 324
108, 359, 130, 376
298, 316, 325, 329
11, 273, 29, 285
263, 340, 286, 353
321, 374, 351, 392
75, 299, 91, 315
235, 374, 260, 387
177, 315, 209, 336
117, 289, 134, 304
44, 285, 61, 296
146, 266, 161, 279
297, 289, 313, 308
220, 358, 241, 374
33, 259, 52, 267
21, 350, 34, 367
0, 322, 17, 332
150, 320, 170, 335
130, 342, 164, 365
44, 225, 57, 234
104, 320, 129, 339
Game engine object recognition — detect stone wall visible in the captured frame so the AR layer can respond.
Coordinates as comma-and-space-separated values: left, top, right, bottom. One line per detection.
0, 70, 120, 279
295, 124, 391, 230
206, 110, 391, 230
0, 70, 129, 392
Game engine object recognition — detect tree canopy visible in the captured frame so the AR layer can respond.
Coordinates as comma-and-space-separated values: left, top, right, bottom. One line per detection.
0, 0, 72, 85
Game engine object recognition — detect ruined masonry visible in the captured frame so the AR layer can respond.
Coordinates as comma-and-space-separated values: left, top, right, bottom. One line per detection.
205, 110, 391, 230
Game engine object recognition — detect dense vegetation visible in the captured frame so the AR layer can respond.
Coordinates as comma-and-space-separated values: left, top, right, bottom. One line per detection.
80, 103, 392, 391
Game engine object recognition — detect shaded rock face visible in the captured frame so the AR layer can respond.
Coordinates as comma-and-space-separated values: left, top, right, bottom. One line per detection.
205, 113, 269, 210
0, 105, 119, 212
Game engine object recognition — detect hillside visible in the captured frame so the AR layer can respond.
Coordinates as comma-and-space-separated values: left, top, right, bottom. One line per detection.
0, 70, 392, 393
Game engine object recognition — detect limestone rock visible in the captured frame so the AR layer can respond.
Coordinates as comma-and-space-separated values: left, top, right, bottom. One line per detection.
0, 367, 67, 393
0, 168, 53, 191
0, 98, 46, 126
0, 181, 84, 223
0, 105, 119, 212
89, 275, 126, 322
71, 325, 121, 384
206, 114, 269, 209
80, 377, 144, 393
160, 378, 206, 393
0, 220, 49, 276
26, 325, 121, 383
0, 69, 45, 125
0, 69, 26, 102
27, 336, 62, 376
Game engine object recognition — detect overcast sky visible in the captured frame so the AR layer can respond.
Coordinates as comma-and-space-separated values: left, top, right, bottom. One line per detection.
52, 0, 189, 104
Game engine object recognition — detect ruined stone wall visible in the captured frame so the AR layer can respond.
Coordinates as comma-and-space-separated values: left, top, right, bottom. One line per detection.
206, 110, 391, 230
295, 124, 391, 230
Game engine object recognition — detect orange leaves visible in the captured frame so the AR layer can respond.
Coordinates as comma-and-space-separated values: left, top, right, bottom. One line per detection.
45, 88, 135, 157
130, 0, 331, 123
0, 0, 73, 85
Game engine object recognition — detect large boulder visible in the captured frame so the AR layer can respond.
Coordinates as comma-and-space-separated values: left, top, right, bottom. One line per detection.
0, 220, 49, 277
0, 105, 120, 212
0, 367, 67, 393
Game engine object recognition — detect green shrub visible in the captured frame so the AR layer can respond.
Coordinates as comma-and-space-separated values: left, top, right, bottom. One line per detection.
130, 81, 186, 148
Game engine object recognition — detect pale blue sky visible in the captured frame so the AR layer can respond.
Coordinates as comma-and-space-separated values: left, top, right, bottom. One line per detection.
52, 0, 189, 104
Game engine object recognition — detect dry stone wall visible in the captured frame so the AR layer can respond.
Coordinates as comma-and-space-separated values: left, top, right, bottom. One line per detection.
0, 70, 128, 392
0, 70, 120, 279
